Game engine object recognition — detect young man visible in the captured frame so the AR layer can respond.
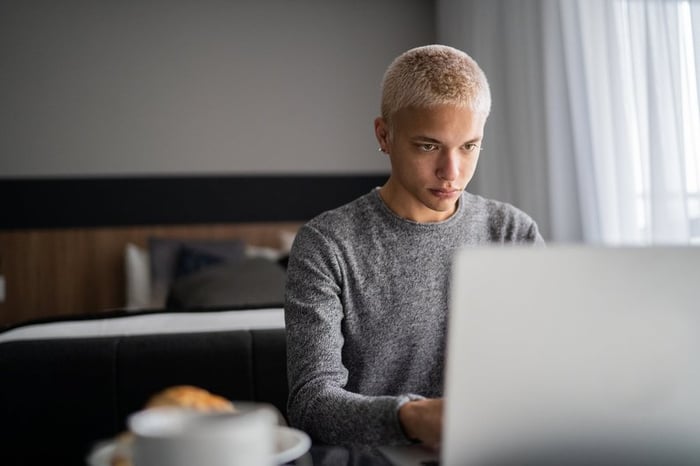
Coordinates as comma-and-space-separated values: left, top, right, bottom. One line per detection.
285, 45, 544, 448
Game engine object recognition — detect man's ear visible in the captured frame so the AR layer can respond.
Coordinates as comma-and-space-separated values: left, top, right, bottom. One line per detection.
374, 117, 390, 153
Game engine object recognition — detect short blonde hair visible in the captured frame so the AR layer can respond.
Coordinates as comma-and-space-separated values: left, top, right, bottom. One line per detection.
380, 44, 491, 122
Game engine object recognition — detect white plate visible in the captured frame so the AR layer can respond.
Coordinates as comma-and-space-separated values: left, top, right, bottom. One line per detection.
87, 426, 311, 465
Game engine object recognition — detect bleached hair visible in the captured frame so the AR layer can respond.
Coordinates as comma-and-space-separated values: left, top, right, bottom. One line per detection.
380, 44, 491, 122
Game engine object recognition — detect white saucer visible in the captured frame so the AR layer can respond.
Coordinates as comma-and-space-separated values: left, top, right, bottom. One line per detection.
87, 426, 311, 465
273, 426, 312, 464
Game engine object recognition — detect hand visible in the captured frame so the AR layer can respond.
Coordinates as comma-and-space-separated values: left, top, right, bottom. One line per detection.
398, 398, 443, 450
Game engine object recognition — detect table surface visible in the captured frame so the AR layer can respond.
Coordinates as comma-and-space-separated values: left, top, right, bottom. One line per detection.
288, 444, 439, 466
289, 444, 395, 466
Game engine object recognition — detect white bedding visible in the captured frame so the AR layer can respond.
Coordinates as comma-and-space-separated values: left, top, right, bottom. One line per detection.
0, 308, 285, 344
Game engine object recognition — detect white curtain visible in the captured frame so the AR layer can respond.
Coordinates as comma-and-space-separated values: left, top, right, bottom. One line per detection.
555, 0, 700, 244
438, 0, 700, 245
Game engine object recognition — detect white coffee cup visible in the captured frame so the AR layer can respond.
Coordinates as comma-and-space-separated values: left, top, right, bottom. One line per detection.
128, 405, 277, 466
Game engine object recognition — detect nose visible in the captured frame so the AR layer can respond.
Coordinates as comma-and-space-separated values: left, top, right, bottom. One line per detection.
436, 149, 460, 182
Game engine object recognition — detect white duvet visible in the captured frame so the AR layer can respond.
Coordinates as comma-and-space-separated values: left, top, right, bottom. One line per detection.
0, 308, 285, 344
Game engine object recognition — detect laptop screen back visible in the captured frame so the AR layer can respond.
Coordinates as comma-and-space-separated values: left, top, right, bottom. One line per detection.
442, 246, 700, 466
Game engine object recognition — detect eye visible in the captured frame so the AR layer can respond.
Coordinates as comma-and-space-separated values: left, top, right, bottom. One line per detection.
464, 143, 481, 153
417, 143, 439, 152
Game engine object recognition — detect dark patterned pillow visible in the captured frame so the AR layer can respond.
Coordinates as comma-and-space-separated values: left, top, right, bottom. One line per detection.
174, 246, 225, 279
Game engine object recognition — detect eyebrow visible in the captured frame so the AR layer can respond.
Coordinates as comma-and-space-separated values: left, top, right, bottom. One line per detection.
411, 135, 482, 145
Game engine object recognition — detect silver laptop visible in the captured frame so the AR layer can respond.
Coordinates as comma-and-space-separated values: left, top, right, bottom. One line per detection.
441, 245, 700, 466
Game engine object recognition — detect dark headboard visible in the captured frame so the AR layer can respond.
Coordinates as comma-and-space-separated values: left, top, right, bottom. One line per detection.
1, 174, 387, 229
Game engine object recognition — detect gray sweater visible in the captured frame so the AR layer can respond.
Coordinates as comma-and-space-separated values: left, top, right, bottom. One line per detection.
284, 189, 543, 445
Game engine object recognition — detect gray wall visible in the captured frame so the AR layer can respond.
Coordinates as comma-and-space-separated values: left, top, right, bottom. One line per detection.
0, 0, 435, 177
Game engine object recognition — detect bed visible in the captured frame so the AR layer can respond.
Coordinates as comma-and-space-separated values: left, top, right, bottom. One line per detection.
0, 221, 301, 327
0, 173, 388, 328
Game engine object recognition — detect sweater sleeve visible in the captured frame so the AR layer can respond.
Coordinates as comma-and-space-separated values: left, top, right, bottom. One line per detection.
284, 224, 420, 445
527, 219, 546, 245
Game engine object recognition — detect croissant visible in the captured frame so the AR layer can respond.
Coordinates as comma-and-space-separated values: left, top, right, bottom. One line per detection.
144, 385, 236, 412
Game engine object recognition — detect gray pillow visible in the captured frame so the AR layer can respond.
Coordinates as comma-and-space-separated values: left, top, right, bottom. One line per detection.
166, 257, 286, 309
148, 238, 246, 308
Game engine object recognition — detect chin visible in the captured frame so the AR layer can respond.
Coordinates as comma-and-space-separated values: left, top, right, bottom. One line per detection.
421, 201, 458, 218
431, 199, 459, 211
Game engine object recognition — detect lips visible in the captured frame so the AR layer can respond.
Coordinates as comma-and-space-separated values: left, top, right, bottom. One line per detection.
429, 188, 461, 198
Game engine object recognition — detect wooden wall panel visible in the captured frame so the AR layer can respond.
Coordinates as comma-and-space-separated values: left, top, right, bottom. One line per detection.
0, 222, 301, 328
